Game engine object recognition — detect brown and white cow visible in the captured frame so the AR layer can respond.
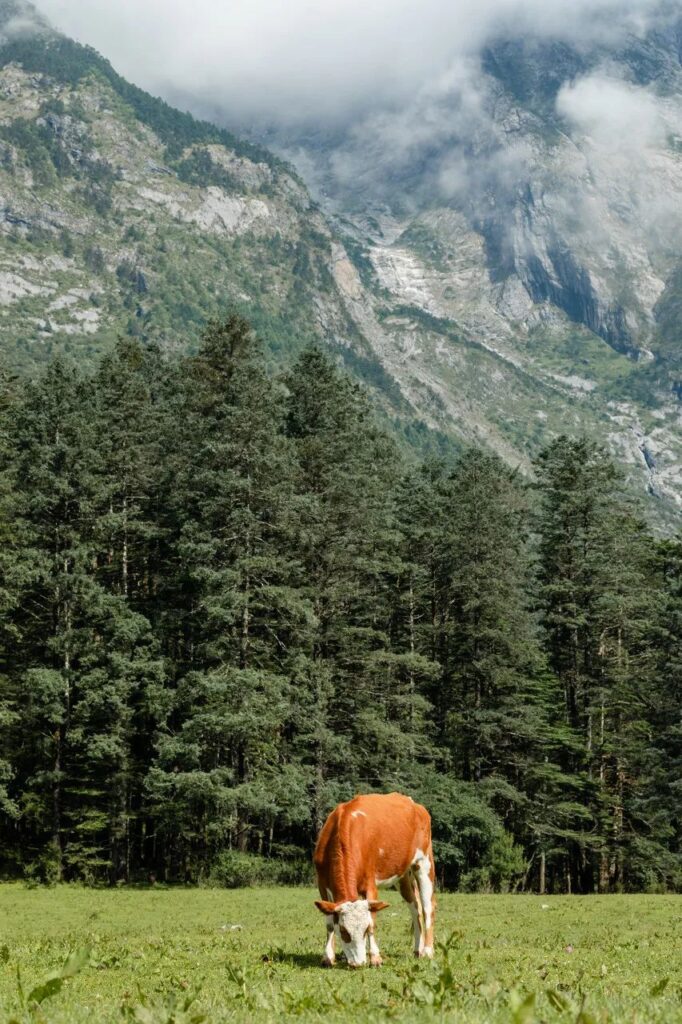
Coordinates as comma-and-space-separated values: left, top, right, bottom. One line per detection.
313, 792, 436, 968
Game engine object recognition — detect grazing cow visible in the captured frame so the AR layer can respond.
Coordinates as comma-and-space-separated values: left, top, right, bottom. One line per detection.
313, 792, 436, 968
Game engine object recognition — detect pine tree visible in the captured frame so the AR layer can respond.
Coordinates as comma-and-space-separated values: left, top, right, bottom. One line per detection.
5, 358, 164, 881
391, 463, 447, 734
436, 454, 541, 780
6, 360, 96, 879
147, 316, 311, 875
535, 437, 661, 891
630, 538, 682, 890
0, 324, 679, 890
89, 338, 168, 878
0, 365, 20, 828
430, 451, 572, 888
90, 337, 166, 605
283, 347, 408, 824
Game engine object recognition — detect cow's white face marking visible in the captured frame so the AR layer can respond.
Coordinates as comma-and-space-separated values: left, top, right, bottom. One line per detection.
335, 900, 372, 967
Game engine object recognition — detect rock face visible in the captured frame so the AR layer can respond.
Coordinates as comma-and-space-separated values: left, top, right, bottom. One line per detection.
257, 13, 682, 524
0, 6, 680, 526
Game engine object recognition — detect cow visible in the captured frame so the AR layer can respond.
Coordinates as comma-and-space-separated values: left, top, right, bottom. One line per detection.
313, 792, 436, 968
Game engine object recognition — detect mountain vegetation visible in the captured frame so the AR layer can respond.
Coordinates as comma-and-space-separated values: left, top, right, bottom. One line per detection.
0, 20, 360, 381
0, 315, 679, 893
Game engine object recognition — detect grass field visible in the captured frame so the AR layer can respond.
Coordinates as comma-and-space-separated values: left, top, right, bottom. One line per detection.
0, 885, 680, 1023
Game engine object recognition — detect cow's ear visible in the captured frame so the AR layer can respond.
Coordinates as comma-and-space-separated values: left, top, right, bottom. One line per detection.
315, 899, 339, 915
368, 900, 390, 913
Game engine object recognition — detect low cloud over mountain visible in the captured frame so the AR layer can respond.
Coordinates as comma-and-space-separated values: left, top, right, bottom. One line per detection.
34, 0, 675, 125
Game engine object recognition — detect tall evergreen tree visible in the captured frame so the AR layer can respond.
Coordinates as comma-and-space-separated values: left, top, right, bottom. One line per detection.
284, 347, 411, 827
391, 463, 447, 735
436, 453, 545, 782
535, 437, 660, 892
433, 451, 577, 889
4, 358, 163, 881
631, 538, 682, 890
87, 339, 171, 876
90, 338, 166, 604
0, 365, 20, 828
7, 360, 96, 878
147, 317, 311, 874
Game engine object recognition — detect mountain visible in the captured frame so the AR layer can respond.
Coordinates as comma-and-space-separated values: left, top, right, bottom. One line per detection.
250, 12, 682, 522
0, 7, 362, 368
0, 1, 680, 523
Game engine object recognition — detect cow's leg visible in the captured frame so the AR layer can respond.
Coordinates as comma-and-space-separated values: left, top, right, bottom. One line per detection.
365, 886, 383, 967
322, 914, 336, 966
415, 849, 436, 958
368, 928, 382, 967
399, 872, 424, 957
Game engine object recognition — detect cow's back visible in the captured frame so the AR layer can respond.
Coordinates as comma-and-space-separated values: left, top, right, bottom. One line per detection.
344, 793, 429, 843
314, 793, 431, 896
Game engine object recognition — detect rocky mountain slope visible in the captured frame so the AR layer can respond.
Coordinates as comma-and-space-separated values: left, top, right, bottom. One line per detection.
0, 3, 364, 372
253, 14, 682, 523
0, 0, 680, 524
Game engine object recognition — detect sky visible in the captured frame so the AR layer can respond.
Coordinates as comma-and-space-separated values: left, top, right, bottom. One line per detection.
32, 0, 674, 127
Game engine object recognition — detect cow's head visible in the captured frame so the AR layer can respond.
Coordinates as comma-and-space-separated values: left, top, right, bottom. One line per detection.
315, 898, 389, 967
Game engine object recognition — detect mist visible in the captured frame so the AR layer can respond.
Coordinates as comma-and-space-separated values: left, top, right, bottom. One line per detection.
26, 0, 682, 255
34, 0, 673, 127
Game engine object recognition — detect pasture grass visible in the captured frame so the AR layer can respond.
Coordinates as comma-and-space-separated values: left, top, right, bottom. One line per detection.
0, 884, 680, 1022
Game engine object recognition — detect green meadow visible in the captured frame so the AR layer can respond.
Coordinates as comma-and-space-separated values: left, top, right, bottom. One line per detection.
0, 886, 680, 1023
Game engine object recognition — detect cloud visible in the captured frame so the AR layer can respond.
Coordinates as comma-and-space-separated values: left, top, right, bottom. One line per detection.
557, 74, 668, 150
323, 60, 488, 201
555, 71, 682, 251
2, 15, 40, 36
0, 0, 50, 40
33, 0, 671, 127
30, 0, 682, 253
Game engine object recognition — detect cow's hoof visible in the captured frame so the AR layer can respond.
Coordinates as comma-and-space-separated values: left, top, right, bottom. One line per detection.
414, 948, 434, 959
321, 957, 335, 968
370, 955, 383, 967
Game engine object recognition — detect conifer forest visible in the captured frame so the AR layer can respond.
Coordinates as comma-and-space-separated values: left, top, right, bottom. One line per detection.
0, 315, 680, 894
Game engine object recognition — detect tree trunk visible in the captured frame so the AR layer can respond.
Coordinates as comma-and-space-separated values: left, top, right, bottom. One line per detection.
122, 494, 129, 598
53, 580, 72, 882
